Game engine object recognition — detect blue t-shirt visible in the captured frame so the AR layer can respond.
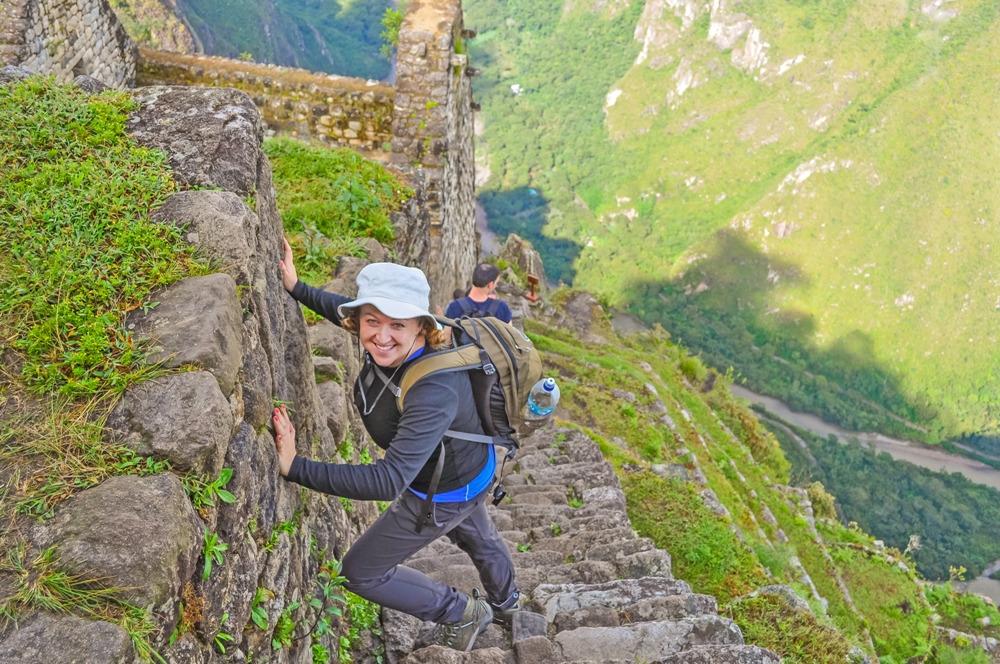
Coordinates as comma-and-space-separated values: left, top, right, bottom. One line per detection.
445, 297, 513, 323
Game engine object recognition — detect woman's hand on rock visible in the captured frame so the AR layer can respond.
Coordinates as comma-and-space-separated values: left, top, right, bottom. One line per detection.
273, 405, 296, 476
280, 238, 298, 292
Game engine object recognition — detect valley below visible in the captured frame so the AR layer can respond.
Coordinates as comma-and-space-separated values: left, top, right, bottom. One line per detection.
730, 383, 1000, 492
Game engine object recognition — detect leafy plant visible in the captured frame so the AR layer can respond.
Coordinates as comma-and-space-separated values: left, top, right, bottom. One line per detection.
550, 522, 562, 537
251, 586, 275, 630
202, 532, 228, 579
271, 601, 299, 650
264, 518, 299, 552
184, 467, 237, 514
516, 542, 531, 553
214, 613, 235, 653
379, 2, 408, 59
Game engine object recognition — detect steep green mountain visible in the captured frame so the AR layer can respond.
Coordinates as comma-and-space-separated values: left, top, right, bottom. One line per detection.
465, 0, 1000, 447
175, 0, 393, 78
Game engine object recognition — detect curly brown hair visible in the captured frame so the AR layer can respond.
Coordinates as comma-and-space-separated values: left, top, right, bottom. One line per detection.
340, 308, 450, 350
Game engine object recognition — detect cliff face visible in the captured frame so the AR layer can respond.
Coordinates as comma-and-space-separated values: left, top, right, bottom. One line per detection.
0, 82, 382, 664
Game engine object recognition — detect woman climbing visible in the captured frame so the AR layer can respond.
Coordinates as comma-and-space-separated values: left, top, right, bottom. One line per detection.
271, 239, 520, 652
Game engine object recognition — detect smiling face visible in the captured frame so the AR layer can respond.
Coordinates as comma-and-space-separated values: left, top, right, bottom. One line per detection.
358, 304, 425, 367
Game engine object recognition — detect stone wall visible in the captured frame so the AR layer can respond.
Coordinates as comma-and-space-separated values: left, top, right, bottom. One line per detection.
391, 0, 478, 307
0, 0, 135, 87
136, 49, 395, 154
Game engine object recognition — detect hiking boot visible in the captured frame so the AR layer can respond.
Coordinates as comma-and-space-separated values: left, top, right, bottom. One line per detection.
438, 589, 493, 652
491, 591, 522, 629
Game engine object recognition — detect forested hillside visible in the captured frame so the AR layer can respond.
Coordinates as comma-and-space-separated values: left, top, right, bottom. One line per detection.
112, 0, 394, 78
465, 0, 1000, 449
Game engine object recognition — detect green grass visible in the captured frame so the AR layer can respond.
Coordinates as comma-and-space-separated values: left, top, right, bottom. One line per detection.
622, 471, 767, 603
926, 582, 1000, 640
0, 403, 170, 521
725, 594, 854, 663
829, 545, 933, 661
0, 543, 163, 663
263, 137, 412, 285
0, 77, 206, 527
0, 77, 201, 398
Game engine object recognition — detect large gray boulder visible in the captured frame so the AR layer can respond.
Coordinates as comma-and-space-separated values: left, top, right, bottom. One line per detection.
0, 66, 32, 85
128, 86, 263, 196
128, 273, 243, 396
0, 612, 135, 664
151, 191, 258, 284
32, 474, 203, 625
309, 320, 361, 387
107, 371, 234, 476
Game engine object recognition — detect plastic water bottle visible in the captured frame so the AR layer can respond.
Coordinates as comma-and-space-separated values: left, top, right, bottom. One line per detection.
524, 378, 560, 428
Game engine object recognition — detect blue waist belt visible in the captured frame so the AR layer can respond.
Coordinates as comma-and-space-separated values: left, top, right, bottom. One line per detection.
409, 444, 496, 503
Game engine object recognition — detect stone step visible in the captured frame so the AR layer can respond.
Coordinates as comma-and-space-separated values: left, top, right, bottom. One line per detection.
522, 461, 618, 488
553, 593, 719, 633
650, 645, 781, 664
531, 577, 693, 621
551, 616, 744, 663
506, 489, 568, 505
529, 528, 637, 559
426, 560, 619, 596
504, 483, 576, 497
399, 645, 507, 663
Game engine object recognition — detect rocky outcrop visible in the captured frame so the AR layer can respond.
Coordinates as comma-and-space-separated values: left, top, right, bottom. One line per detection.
1, 84, 379, 663
0, 612, 137, 664
499, 233, 547, 289
33, 474, 203, 626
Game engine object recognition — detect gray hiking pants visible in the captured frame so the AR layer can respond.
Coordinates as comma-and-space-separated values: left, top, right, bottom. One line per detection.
341, 487, 518, 624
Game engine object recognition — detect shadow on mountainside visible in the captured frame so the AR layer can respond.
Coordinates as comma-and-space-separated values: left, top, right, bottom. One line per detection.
478, 187, 581, 285
620, 230, 941, 440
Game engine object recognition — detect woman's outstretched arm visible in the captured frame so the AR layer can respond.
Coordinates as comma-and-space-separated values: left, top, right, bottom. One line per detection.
272, 377, 465, 502
281, 237, 350, 324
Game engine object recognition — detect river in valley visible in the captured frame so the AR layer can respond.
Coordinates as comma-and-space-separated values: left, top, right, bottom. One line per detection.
728, 383, 1000, 600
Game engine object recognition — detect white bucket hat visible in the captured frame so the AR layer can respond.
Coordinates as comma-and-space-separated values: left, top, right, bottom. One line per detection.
337, 262, 439, 327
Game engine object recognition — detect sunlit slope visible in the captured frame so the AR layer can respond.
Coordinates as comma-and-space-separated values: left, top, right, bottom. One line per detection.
468, 0, 1000, 441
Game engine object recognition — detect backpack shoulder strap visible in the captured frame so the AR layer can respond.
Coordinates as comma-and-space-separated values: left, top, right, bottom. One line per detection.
457, 297, 476, 316
485, 298, 503, 317
396, 345, 484, 412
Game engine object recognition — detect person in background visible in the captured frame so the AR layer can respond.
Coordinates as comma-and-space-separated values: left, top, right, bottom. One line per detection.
445, 263, 512, 323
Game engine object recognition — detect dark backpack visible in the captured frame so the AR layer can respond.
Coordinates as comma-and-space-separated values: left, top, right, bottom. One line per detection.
456, 297, 503, 319
366, 315, 544, 531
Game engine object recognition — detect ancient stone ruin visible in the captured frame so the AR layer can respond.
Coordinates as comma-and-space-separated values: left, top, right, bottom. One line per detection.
0, 0, 136, 87
1, 0, 478, 305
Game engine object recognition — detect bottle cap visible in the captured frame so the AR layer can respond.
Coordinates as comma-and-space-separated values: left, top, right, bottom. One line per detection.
543, 378, 556, 391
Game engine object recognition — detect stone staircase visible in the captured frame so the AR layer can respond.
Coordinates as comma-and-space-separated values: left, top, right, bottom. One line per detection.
382, 424, 780, 664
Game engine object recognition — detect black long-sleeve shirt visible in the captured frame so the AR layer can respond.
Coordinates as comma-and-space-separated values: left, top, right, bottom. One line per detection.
286, 281, 488, 501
